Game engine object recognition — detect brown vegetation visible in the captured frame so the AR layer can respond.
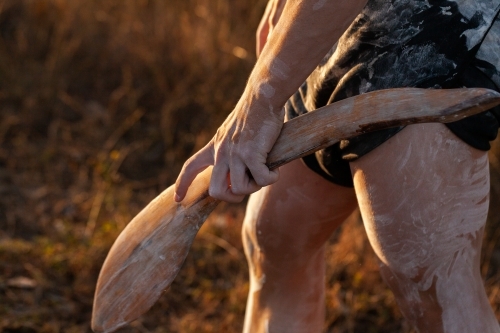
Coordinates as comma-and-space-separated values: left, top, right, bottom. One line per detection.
0, 0, 499, 332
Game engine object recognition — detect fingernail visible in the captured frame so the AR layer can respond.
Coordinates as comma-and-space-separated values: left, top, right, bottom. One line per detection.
174, 193, 181, 202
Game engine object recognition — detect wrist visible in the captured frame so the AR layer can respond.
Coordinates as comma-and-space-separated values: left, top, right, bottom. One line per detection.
241, 78, 288, 116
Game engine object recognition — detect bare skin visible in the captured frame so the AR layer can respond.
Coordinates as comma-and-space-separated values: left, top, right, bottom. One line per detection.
242, 159, 357, 333
256, 0, 286, 58
351, 123, 499, 333
174, 0, 368, 203
174, 0, 500, 331
243, 124, 499, 333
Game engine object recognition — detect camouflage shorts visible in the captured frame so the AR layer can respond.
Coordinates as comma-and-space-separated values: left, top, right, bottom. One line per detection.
286, 0, 500, 187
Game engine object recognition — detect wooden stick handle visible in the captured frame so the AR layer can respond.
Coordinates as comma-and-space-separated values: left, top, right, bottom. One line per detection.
91, 87, 500, 333
267, 87, 500, 169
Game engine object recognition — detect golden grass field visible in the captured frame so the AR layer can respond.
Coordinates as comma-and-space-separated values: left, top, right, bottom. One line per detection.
1, 0, 500, 332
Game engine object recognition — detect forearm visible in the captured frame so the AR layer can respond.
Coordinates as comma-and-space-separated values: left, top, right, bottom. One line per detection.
175, 0, 368, 202
245, 0, 367, 112
256, 0, 287, 57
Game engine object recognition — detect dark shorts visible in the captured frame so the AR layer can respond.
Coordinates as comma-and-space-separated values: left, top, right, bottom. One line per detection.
286, 0, 500, 187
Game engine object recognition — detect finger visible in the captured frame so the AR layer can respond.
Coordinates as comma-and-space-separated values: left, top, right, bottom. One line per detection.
209, 162, 245, 203
174, 144, 214, 202
229, 158, 262, 196
246, 159, 280, 187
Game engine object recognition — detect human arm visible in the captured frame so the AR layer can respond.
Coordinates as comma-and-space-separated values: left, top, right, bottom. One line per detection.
175, 0, 368, 203
256, 0, 287, 58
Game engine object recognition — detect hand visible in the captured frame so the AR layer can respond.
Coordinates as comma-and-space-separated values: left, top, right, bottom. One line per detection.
175, 0, 367, 203
174, 98, 285, 203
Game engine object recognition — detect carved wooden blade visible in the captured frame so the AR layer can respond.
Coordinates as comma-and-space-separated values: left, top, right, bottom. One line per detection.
267, 88, 500, 168
91, 88, 500, 333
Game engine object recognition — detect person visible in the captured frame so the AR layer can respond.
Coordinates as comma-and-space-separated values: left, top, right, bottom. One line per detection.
175, 0, 500, 332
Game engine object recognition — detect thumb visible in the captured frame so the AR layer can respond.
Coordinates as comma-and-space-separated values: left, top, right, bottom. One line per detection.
174, 144, 214, 202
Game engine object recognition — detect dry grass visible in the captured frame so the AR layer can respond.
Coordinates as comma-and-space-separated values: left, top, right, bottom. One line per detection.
0, 0, 499, 332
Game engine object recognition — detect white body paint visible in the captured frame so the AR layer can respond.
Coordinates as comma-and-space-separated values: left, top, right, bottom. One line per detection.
352, 124, 500, 333
312, 0, 327, 11
269, 57, 291, 80
239, 121, 500, 333
259, 82, 276, 99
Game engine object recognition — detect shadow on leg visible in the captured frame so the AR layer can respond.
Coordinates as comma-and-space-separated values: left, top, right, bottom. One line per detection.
351, 123, 499, 333
242, 159, 357, 333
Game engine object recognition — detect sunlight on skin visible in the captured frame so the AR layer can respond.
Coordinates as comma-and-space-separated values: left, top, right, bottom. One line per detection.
256, 0, 286, 58
242, 160, 357, 333
351, 123, 500, 333
241, 124, 500, 333
174, 0, 500, 332
174, 0, 368, 203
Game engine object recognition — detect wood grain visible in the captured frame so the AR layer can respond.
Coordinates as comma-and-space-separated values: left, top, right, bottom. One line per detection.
91, 88, 500, 332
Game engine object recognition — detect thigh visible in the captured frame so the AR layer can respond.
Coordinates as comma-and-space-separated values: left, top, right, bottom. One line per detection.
242, 159, 357, 333
243, 159, 358, 263
350, 122, 490, 277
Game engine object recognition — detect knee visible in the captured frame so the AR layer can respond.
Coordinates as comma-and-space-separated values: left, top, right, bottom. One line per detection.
242, 208, 310, 268
241, 192, 278, 269
241, 193, 323, 269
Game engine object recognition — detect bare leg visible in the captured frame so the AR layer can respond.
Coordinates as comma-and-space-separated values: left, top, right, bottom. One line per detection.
242, 159, 357, 333
351, 123, 499, 333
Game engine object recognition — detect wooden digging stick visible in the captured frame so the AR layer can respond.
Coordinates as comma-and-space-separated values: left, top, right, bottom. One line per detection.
91, 88, 500, 332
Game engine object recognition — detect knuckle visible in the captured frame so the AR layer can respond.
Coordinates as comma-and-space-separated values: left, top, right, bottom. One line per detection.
183, 160, 195, 173
214, 148, 227, 162
229, 183, 240, 193
183, 155, 199, 170
252, 172, 271, 187
208, 186, 223, 199
230, 185, 246, 196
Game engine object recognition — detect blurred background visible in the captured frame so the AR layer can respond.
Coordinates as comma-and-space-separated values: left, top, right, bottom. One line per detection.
1, 0, 500, 332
